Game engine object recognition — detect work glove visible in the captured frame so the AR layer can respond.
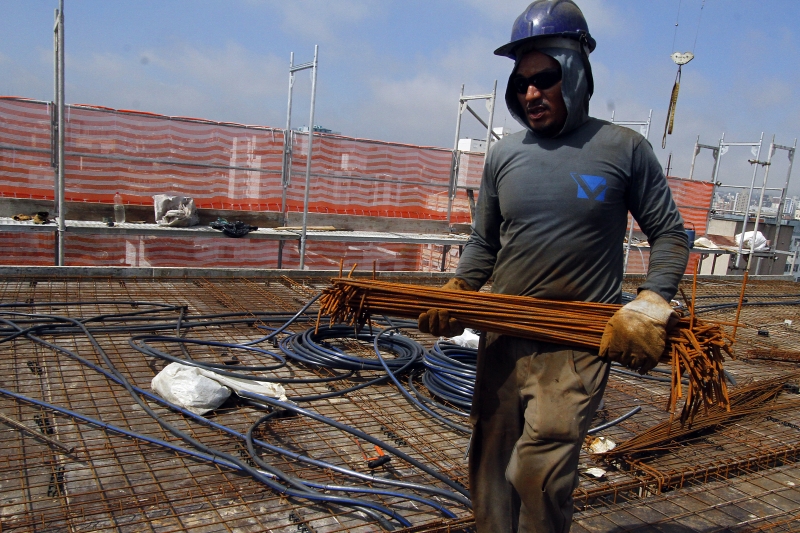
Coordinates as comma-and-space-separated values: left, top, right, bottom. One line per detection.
418, 277, 476, 337
599, 290, 678, 374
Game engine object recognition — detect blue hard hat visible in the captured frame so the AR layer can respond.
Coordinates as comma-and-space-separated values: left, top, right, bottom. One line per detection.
494, 0, 596, 59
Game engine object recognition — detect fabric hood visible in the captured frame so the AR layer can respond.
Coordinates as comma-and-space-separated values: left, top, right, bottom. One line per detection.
505, 46, 593, 138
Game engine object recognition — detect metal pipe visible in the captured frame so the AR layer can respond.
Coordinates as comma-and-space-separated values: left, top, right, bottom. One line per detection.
53, 149, 283, 174
459, 94, 493, 101
299, 45, 318, 270
278, 52, 295, 269
1, 144, 51, 155
51, 10, 58, 195
285, 172, 444, 188
774, 138, 797, 227
623, 214, 634, 274
717, 185, 781, 191
747, 137, 775, 272
704, 134, 725, 235
0, 410, 74, 453
465, 104, 498, 135
55, 0, 65, 266
610, 109, 652, 140
483, 81, 497, 156
689, 135, 700, 180
446, 85, 465, 226
280, 52, 294, 225
735, 132, 764, 268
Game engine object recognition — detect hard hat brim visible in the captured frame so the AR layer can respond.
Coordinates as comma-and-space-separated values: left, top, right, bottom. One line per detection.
494, 33, 596, 60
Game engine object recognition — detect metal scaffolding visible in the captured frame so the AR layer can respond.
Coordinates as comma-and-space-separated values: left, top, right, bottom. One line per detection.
447, 83, 498, 225
53, 0, 65, 266
610, 110, 653, 275
277, 46, 320, 270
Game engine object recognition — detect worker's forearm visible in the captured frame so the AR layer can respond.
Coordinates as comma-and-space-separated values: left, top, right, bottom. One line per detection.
639, 230, 690, 302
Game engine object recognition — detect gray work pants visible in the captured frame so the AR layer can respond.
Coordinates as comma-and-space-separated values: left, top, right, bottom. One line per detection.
468, 333, 610, 533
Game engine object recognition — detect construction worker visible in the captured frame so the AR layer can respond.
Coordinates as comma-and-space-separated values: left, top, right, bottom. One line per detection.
418, 1, 689, 531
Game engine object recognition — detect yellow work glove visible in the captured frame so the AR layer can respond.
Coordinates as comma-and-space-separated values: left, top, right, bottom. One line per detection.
418, 277, 476, 337
599, 290, 678, 374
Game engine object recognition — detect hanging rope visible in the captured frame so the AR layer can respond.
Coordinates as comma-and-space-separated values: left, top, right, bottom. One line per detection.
662, 64, 683, 149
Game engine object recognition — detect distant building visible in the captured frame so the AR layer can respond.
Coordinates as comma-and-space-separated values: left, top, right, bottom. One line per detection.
456, 127, 512, 154
733, 193, 748, 214
457, 138, 486, 153
784, 197, 795, 215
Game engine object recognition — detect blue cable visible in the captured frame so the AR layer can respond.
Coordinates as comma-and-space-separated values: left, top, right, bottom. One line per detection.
369, 328, 471, 434
0, 386, 409, 527
239, 391, 471, 501
1, 314, 470, 512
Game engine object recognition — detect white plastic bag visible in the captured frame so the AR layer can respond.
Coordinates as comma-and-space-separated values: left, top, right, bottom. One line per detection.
448, 328, 480, 349
734, 231, 768, 252
196, 369, 288, 402
153, 194, 199, 227
151, 362, 289, 415
151, 362, 231, 415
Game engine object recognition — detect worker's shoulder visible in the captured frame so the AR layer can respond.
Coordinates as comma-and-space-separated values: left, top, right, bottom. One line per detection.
587, 117, 649, 148
494, 129, 529, 146
485, 129, 528, 158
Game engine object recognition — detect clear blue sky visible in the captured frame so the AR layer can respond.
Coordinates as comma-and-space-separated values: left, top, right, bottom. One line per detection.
1, 1, 798, 194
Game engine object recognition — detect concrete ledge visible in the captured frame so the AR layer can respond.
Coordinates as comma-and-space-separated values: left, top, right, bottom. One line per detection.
0, 266, 457, 281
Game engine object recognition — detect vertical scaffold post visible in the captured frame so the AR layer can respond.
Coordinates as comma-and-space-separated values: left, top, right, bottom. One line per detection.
483, 80, 498, 157
54, 0, 66, 266
774, 138, 797, 230
447, 85, 465, 227
299, 45, 319, 270
277, 52, 295, 269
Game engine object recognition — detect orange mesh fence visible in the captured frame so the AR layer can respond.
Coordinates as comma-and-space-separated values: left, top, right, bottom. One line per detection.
0, 98, 712, 227
0, 97, 716, 270
0, 98, 461, 219
627, 176, 714, 237
457, 151, 484, 190
63, 103, 286, 208
283, 133, 453, 219
666, 176, 714, 235
0, 98, 54, 200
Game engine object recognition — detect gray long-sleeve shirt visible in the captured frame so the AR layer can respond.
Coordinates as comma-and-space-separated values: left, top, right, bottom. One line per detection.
455, 118, 689, 304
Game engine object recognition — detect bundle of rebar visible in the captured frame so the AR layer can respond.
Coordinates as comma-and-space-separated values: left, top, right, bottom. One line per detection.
598, 372, 800, 459
317, 278, 734, 426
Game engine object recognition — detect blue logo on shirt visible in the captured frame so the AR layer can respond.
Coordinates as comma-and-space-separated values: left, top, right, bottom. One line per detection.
571, 173, 607, 201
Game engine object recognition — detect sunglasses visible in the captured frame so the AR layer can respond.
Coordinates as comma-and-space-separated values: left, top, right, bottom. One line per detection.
511, 67, 562, 94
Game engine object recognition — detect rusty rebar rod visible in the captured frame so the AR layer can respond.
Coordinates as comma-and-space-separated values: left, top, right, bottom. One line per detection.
0, 410, 74, 454
599, 372, 800, 458
318, 278, 735, 426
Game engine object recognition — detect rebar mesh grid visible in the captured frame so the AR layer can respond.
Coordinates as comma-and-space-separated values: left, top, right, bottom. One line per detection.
573, 464, 800, 533
0, 272, 799, 533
